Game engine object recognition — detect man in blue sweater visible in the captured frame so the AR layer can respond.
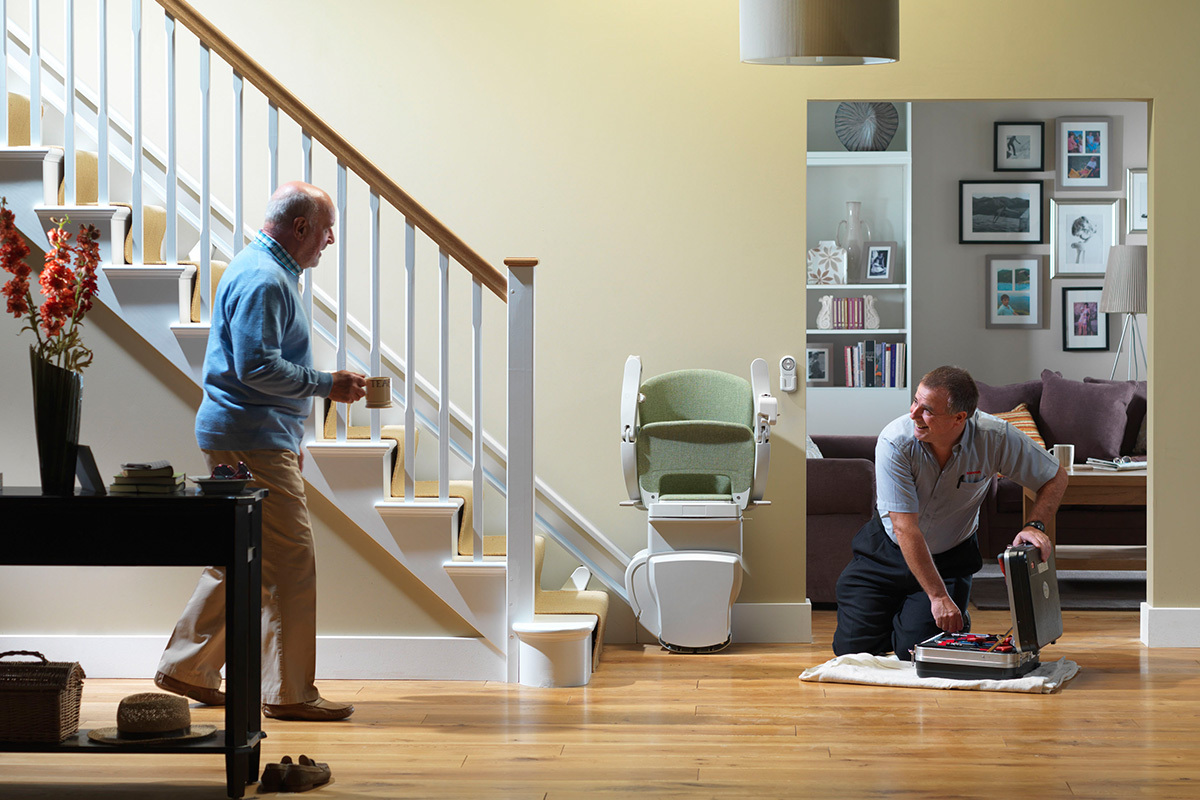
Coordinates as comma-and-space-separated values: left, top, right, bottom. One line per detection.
155, 182, 366, 721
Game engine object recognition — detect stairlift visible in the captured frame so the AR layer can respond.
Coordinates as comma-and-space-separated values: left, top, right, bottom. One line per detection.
620, 356, 777, 652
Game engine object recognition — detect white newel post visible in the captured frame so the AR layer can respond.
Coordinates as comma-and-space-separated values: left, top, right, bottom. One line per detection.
505, 257, 537, 683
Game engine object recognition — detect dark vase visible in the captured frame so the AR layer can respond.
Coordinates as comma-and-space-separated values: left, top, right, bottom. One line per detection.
29, 347, 83, 495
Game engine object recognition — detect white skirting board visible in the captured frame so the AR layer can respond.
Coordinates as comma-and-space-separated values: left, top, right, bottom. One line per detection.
0, 635, 505, 681
1140, 603, 1200, 647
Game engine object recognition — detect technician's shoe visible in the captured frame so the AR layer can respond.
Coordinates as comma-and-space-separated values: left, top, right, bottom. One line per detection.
283, 755, 332, 792
262, 697, 354, 721
154, 671, 226, 706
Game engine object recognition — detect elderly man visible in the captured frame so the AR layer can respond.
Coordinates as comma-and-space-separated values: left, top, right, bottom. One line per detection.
831, 366, 1069, 661
155, 182, 366, 721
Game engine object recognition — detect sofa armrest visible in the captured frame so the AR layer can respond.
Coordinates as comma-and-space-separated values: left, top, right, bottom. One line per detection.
806, 457, 875, 515
811, 434, 877, 462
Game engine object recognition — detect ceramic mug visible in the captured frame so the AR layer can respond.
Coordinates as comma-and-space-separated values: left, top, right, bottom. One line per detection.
366, 377, 392, 409
1052, 443, 1075, 470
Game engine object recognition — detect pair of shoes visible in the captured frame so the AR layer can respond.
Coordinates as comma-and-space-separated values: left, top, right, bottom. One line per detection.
262, 696, 354, 721
260, 755, 332, 793
154, 671, 225, 706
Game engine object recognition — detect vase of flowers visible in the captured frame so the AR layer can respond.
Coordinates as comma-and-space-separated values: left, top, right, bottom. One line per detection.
1, 198, 102, 494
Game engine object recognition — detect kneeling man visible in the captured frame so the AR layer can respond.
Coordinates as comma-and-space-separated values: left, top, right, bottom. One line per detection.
832, 366, 1069, 660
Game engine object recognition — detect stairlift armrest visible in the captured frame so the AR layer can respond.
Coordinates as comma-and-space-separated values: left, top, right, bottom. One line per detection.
621, 355, 643, 504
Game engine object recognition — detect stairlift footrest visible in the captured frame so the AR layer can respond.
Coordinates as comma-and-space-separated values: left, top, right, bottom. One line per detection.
648, 552, 742, 651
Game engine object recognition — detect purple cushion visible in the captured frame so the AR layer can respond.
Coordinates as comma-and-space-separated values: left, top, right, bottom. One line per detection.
976, 378, 1045, 418
1083, 377, 1147, 455
1039, 370, 1135, 461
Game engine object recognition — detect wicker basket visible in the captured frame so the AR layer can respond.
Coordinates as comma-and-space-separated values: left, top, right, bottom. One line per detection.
0, 650, 86, 743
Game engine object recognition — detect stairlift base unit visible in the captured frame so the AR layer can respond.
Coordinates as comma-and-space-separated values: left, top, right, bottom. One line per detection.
649, 552, 742, 653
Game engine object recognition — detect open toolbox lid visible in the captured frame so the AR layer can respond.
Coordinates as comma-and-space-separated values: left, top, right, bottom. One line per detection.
1001, 543, 1063, 652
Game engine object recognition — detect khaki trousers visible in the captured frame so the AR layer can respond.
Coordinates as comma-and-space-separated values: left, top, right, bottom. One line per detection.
157, 449, 319, 705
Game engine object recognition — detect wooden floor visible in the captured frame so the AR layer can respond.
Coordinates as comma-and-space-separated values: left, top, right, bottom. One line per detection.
3, 608, 1199, 799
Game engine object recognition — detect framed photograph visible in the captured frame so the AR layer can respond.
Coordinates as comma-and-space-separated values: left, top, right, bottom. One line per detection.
806, 343, 833, 387
1062, 286, 1109, 351
959, 180, 1044, 244
863, 241, 897, 282
1127, 167, 1148, 234
1050, 198, 1119, 277
994, 121, 1045, 172
1056, 116, 1119, 191
985, 255, 1044, 329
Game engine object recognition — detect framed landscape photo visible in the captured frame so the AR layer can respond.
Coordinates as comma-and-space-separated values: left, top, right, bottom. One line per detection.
959, 180, 1044, 244
1056, 116, 1119, 191
806, 343, 833, 387
863, 241, 897, 282
1062, 286, 1109, 351
1127, 167, 1148, 233
1050, 198, 1119, 277
985, 255, 1044, 329
994, 121, 1045, 172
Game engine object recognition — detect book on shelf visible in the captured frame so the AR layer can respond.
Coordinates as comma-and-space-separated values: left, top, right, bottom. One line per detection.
107, 482, 186, 494
1085, 456, 1147, 471
120, 459, 174, 478
110, 472, 185, 486
842, 341, 906, 388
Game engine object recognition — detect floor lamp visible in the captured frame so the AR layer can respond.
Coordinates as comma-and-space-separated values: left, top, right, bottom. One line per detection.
1099, 244, 1148, 380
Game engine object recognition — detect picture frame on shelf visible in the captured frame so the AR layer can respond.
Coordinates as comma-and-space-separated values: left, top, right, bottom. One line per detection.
994, 121, 1045, 172
959, 180, 1044, 244
806, 343, 833, 387
985, 255, 1045, 329
1127, 167, 1148, 234
863, 241, 897, 282
806, 240, 847, 285
1050, 198, 1119, 277
1062, 286, 1109, 351
1055, 116, 1119, 191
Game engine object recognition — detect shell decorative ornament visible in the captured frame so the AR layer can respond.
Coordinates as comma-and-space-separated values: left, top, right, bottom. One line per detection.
834, 102, 899, 152
816, 295, 834, 329
864, 295, 881, 329
806, 241, 847, 285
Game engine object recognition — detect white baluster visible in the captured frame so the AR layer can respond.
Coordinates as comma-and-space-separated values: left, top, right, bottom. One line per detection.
130, 0, 141, 263
96, 0, 108, 204
267, 102, 278, 193
472, 278, 484, 563
29, 0, 40, 146
369, 190, 381, 442
506, 258, 537, 681
438, 248, 449, 502
199, 44, 210, 323
403, 219, 416, 502
163, 10, 176, 266
63, 0, 74, 203
335, 161, 347, 442
300, 132, 312, 320
232, 71, 243, 254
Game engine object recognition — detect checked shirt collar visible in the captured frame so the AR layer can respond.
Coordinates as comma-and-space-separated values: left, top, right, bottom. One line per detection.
253, 230, 303, 279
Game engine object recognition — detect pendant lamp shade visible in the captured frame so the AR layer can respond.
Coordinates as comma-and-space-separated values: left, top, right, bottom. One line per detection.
740, 0, 900, 66
1099, 245, 1148, 314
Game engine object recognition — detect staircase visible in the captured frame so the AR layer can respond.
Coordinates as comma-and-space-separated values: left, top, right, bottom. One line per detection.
1, 0, 626, 685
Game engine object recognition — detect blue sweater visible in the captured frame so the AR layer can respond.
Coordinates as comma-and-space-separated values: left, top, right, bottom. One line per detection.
195, 239, 333, 453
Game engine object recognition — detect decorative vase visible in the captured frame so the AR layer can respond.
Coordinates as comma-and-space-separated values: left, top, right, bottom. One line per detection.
816, 295, 833, 329
30, 347, 83, 495
834, 102, 899, 152
806, 241, 847, 285
836, 202, 872, 282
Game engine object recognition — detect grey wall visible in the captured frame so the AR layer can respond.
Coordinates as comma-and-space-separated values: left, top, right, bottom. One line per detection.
911, 100, 1148, 386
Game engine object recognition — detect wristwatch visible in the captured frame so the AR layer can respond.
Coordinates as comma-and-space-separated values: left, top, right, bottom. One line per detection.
1023, 520, 1046, 533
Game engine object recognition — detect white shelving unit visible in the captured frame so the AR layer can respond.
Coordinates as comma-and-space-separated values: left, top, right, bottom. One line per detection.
806, 102, 913, 435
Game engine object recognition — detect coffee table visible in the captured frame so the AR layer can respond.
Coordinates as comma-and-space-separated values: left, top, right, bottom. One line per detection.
1022, 467, 1147, 571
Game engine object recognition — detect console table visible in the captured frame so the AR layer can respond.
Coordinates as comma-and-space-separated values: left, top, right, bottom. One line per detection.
0, 487, 265, 799
1022, 468, 1147, 571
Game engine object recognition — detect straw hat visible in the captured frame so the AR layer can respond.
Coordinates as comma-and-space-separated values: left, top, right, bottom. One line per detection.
87, 692, 216, 745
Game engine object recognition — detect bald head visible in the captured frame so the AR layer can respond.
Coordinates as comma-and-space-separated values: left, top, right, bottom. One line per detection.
261, 182, 336, 270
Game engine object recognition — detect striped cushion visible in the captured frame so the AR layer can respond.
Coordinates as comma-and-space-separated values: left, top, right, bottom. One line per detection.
993, 403, 1046, 448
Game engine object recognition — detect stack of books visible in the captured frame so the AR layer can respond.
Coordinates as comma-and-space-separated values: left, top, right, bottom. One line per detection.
108, 460, 185, 494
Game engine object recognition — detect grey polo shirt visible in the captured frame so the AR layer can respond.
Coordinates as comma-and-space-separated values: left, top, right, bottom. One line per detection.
875, 410, 1060, 554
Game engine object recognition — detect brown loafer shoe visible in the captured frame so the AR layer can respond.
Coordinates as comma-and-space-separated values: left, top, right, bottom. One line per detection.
283, 754, 332, 792
260, 755, 293, 792
262, 696, 354, 722
154, 671, 225, 706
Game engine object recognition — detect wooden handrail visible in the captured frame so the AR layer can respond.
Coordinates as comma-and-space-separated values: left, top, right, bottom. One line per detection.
155, 0, 508, 300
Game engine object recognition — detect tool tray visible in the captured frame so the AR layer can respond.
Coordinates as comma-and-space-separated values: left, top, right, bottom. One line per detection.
914, 544, 1062, 680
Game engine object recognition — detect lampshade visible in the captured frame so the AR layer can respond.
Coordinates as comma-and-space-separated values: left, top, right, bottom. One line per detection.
1099, 245, 1148, 314
739, 0, 900, 66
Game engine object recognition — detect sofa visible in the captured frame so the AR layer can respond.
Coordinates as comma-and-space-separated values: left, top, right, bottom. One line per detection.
805, 370, 1147, 604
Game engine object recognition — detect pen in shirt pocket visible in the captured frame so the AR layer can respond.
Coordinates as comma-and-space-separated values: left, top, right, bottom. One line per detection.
957, 471, 982, 488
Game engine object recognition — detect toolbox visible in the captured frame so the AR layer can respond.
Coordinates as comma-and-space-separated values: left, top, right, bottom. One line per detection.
914, 544, 1062, 680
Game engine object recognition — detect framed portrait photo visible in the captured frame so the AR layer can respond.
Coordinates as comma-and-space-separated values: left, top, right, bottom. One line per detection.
994, 121, 1045, 172
1127, 167, 1148, 234
985, 255, 1044, 329
1050, 198, 1119, 277
1056, 116, 1119, 191
806, 343, 833, 387
1062, 286, 1109, 351
959, 180, 1044, 244
863, 241, 897, 282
